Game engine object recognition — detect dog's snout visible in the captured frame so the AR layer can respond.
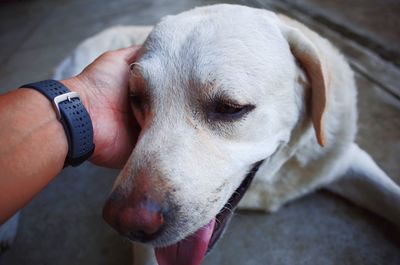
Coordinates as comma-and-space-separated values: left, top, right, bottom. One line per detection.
103, 194, 165, 242
102, 174, 168, 242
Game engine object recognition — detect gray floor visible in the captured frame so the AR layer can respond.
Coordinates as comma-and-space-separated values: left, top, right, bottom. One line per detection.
1, 0, 399, 264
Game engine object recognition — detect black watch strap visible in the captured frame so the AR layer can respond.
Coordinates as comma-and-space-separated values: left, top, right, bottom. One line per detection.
21, 80, 95, 167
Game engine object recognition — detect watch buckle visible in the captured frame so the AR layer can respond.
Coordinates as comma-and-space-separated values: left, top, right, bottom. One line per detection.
52, 92, 80, 120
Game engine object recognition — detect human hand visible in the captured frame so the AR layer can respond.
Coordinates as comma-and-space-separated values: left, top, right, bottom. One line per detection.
62, 46, 142, 168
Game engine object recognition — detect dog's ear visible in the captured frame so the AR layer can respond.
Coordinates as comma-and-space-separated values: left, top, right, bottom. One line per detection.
278, 18, 327, 147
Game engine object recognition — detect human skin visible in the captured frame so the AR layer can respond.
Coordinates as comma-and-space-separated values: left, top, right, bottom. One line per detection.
0, 46, 141, 223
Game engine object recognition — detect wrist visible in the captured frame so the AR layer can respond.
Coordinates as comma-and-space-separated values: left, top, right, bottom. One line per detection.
60, 77, 99, 163
60, 77, 91, 113
21, 79, 95, 167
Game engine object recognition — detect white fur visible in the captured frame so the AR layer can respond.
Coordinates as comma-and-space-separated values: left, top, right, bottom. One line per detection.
53, 4, 400, 265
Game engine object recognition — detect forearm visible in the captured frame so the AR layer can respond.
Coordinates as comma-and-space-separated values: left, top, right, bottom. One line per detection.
0, 46, 141, 223
0, 88, 68, 223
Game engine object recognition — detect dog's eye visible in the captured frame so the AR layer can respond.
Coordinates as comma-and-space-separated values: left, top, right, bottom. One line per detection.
129, 93, 147, 126
129, 93, 143, 109
215, 102, 244, 114
209, 101, 255, 121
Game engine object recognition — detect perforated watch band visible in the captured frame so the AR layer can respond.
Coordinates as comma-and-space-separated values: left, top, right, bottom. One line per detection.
21, 80, 95, 167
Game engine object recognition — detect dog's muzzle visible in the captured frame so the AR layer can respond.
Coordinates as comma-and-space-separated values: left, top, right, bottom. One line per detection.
102, 171, 168, 243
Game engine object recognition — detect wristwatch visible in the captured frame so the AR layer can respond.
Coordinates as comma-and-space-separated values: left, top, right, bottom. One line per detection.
21, 79, 95, 167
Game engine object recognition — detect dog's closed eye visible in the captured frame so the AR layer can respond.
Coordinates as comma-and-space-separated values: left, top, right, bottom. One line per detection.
129, 92, 148, 126
130, 93, 144, 110
208, 100, 255, 122
129, 93, 142, 105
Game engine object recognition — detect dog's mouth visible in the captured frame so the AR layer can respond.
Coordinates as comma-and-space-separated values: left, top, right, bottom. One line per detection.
155, 160, 264, 265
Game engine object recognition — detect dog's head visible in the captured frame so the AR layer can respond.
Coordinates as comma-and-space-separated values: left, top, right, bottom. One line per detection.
103, 4, 327, 264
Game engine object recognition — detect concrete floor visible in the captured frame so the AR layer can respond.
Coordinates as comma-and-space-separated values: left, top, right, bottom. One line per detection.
0, 0, 399, 264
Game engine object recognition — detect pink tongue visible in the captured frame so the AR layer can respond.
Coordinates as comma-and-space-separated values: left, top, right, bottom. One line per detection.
155, 219, 215, 265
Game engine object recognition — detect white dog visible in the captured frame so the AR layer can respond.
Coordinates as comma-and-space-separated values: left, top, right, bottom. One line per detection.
1, 4, 399, 265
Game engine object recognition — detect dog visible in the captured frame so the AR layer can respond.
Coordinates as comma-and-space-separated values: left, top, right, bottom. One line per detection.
2, 4, 398, 265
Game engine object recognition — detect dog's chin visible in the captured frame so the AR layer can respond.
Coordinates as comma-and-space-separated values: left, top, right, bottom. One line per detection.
207, 159, 264, 252
146, 159, 265, 262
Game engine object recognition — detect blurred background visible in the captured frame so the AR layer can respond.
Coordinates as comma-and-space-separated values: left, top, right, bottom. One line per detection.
0, 0, 399, 264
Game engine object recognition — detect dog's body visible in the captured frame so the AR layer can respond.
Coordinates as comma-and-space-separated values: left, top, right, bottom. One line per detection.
52, 4, 400, 265
2, 4, 399, 265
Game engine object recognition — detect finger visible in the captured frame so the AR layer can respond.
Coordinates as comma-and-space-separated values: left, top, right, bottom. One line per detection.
113, 45, 142, 64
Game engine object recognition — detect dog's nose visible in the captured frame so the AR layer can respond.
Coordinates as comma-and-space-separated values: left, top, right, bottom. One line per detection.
103, 192, 165, 242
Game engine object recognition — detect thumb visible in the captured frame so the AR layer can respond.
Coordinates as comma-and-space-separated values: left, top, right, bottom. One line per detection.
114, 45, 142, 64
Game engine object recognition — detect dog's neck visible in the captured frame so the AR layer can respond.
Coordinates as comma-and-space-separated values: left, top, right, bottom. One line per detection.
254, 73, 314, 184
